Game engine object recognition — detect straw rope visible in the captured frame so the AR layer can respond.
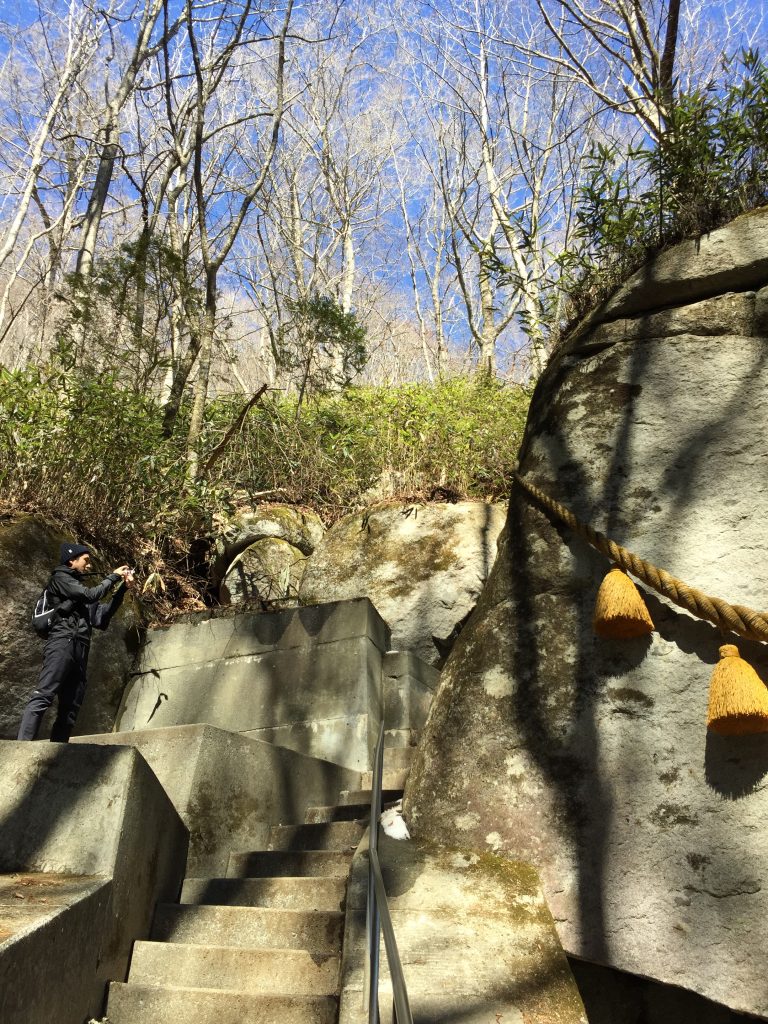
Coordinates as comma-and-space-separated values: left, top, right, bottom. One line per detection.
514, 472, 768, 643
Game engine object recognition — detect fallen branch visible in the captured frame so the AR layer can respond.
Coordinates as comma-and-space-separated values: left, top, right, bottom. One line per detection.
201, 384, 269, 478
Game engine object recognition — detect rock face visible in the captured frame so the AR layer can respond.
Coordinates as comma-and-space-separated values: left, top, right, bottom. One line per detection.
405, 210, 768, 1017
220, 536, 307, 607
340, 836, 587, 1024
299, 501, 506, 665
212, 505, 324, 595
0, 518, 141, 739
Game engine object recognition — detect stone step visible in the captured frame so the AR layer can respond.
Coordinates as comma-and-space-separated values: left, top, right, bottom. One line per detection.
360, 768, 409, 790
181, 876, 347, 912
106, 982, 337, 1024
151, 903, 343, 952
227, 850, 353, 879
267, 821, 365, 852
128, 940, 340, 995
304, 802, 370, 823
337, 788, 403, 807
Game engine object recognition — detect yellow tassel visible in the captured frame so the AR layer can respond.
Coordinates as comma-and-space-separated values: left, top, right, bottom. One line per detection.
593, 566, 654, 639
707, 645, 768, 735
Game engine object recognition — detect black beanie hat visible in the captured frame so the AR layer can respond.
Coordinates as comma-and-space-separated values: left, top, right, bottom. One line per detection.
60, 542, 92, 565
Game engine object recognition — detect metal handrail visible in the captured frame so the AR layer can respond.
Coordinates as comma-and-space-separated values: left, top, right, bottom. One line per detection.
367, 722, 414, 1024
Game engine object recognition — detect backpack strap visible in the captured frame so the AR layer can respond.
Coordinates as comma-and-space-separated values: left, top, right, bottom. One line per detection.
45, 576, 76, 625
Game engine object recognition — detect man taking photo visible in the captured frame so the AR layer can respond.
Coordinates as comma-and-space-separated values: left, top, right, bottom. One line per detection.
17, 543, 134, 742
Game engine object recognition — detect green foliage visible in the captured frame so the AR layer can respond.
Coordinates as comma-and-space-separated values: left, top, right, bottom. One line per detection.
651, 51, 768, 236
0, 367, 529, 613
0, 362, 190, 546
56, 235, 198, 392
213, 375, 529, 511
555, 50, 768, 334
276, 292, 368, 406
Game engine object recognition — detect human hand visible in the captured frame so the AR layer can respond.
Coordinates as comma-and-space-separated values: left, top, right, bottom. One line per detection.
113, 565, 130, 578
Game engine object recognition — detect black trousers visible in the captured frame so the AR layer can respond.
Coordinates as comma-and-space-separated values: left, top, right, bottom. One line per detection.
17, 636, 90, 742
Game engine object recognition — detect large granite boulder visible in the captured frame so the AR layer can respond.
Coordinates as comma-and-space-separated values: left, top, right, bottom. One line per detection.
0, 518, 141, 739
405, 210, 768, 1017
212, 504, 324, 592
299, 501, 506, 665
220, 536, 307, 607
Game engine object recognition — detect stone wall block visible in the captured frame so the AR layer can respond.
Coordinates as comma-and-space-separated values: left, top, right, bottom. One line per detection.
0, 741, 187, 1022
119, 600, 390, 770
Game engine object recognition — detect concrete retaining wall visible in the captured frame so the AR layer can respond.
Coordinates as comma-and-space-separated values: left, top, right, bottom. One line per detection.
117, 600, 392, 771
382, 652, 438, 749
75, 724, 360, 876
0, 741, 188, 1024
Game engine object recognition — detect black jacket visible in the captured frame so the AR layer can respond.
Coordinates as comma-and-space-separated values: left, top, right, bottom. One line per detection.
47, 565, 125, 644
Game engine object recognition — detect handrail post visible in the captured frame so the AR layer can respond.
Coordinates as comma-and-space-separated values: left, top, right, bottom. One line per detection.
367, 720, 413, 1024
367, 722, 385, 1024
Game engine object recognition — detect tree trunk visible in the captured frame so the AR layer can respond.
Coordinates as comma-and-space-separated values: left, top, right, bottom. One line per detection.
659, 0, 682, 126
477, 246, 497, 376
75, 118, 120, 278
185, 269, 218, 479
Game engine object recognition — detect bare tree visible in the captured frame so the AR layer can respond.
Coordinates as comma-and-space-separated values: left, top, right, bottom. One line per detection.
173, 0, 294, 475
74, 0, 185, 280
0, 1, 103, 276
526, 0, 765, 139
390, 0, 596, 375
235, 1, 398, 390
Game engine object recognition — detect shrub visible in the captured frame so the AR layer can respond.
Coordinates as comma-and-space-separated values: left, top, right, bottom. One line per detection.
209, 375, 529, 513
554, 50, 768, 339
0, 367, 529, 615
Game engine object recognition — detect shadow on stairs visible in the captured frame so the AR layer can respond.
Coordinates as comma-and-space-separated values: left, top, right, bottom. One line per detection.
103, 761, 411, 1023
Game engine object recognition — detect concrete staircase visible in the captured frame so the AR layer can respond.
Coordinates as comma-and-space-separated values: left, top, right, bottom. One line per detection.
104, 753, 413, 1023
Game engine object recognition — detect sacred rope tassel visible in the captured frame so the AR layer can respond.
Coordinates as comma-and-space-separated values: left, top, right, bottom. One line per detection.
593, 565, 654, 639
707, 644, 768, 735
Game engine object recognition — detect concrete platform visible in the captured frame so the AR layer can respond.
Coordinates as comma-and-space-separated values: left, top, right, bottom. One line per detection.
180, 876, 347, 912
267, 821, 365, 852
0, 872, 104, 943
74, 724, 359, 875
0, 741, 187, 1024
337, 788, 402, 807
0, 874, 112, 1024
305, 802, 370, 822
227, 850, 353, 878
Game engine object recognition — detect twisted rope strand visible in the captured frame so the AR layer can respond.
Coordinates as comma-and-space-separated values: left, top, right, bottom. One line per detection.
514, 472, 768, 643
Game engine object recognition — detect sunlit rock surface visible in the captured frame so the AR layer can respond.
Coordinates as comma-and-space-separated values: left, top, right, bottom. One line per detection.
405, 211, 768, 1017
220, 536, 307, 608
299, 501, 506, 665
